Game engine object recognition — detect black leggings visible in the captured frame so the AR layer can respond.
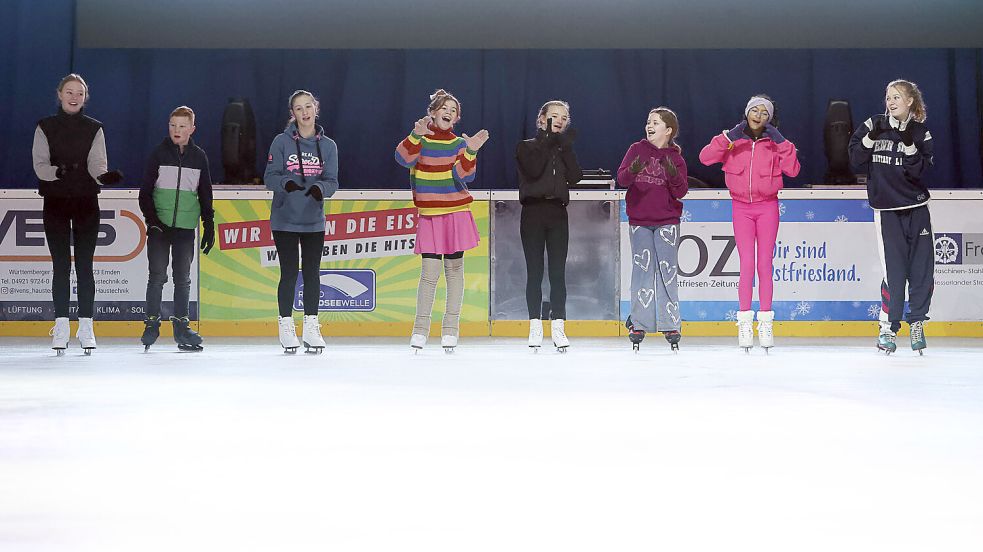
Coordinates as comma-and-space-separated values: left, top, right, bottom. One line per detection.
43, 196, 100, 318
273, 231, 324, 317
520, 201, 569, 319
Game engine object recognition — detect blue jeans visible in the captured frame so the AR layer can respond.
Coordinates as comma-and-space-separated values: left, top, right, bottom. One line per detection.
145, 226, 196, 318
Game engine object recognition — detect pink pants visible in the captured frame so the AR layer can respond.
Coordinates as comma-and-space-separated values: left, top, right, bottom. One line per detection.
732, 199, 779, 311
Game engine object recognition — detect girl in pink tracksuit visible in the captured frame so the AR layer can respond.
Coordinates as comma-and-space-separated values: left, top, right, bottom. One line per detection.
699, 95, 800, 351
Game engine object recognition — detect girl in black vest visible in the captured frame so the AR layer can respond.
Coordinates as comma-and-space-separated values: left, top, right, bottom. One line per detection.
31, 74, 123, 355
515, 100, 582, 352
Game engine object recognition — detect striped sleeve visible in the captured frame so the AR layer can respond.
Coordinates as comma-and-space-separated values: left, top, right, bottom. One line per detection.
395, 132, 424, 168
453, 142, 478, 183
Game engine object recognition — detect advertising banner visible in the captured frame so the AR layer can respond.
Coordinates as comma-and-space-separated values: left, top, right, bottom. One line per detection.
0, 196, 197, 321
200, 197, 490, 325
620, 196, 983, 322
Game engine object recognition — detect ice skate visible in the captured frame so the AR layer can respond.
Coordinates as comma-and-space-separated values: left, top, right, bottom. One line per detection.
551, 319, 569, 353
50, 317, 70, 356
909, 320, 927, 355
756, 310, 774, 354
663, 330, 681, 353
626, 316, 645, 352
736, 310, 754, 353
302, 315, 325, 354
528, 318, 543, 351
170, 316, 204, 352
410, 333, 427, 353
141, 315, 161, 352
77, 317, 97, 355
441, 334, 458, 354
877, 331, 897, 354
278, 316, 300, 354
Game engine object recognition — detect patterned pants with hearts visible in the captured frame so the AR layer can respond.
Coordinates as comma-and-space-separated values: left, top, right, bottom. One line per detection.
629, 224, 681, 332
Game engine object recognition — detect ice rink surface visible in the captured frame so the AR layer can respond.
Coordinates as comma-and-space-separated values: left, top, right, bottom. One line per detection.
1, 335, 982, 551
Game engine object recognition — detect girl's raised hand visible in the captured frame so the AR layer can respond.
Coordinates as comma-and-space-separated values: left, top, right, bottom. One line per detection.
463, 129, 490, 151
414, 116, 434, 136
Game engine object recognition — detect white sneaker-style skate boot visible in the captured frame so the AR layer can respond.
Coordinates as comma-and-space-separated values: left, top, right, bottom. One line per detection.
302, 314, 325, 354
278, 316, 300, 354
440, 334, 458, 353
756, 310, 775, 352
77, 317, 97, 355
736, 310, 754, 353
551, 319, 569, 352
410, 333, 427, 352
50, 317, 70, 355
528, 318, 544, 350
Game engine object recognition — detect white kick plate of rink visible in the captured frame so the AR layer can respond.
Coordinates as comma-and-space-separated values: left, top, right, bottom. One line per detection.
1, 336, 982, 551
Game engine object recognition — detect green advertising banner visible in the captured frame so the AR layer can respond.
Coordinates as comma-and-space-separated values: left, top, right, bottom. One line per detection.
199, 195, 489, 334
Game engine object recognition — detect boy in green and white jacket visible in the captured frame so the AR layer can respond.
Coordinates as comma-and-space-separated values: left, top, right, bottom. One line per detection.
138, 106, 215, 351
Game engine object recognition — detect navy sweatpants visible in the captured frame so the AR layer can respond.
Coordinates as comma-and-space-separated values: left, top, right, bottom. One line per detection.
874, 205, 935, 332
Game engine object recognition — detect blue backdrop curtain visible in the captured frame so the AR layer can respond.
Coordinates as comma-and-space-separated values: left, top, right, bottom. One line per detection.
3, 1, 981, 191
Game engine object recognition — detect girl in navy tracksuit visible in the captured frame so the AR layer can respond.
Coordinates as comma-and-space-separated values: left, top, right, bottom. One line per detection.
849, 79, 935, 354
264, 89, 340, 352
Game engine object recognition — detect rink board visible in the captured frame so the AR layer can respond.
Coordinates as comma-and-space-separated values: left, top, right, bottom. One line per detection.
1, 189, 982, 337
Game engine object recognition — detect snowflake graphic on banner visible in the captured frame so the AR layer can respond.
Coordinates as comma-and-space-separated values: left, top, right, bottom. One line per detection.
681, 210, 692, 223
711, 201, 720, 209
778, 202, 787, 216
822, 315, 832, 321
805, 210, 815, 220
698, 310, 707, 319
852, 301, 862, 308
834, 214, 849, 223
725, 310, 738, 321
794, 301, 812, 316
867, 304, 881, 319
861, 200, 870, 210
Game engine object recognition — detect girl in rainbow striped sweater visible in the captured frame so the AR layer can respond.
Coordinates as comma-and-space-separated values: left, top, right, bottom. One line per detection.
395, 89, 489, 351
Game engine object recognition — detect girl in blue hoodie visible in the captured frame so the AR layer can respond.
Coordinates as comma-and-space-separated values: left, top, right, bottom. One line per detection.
264, 90, 339, 353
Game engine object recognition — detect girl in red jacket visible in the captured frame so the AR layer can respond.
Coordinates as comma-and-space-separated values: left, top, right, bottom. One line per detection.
699, 95, 800, 352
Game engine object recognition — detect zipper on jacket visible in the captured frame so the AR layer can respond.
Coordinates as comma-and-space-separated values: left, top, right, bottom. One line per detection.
172, 149, 184, 227
748, 141, 756, 203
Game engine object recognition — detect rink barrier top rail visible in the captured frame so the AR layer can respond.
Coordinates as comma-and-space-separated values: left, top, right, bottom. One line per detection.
4, 188, 983, 201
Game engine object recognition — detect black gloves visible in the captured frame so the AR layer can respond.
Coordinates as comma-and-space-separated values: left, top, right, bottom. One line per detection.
305, 185, 323, 202
146, 215, 164, 234
284, 180, 303, 192
200, 220, 215, 255
555, 128, 577, 150
899, 125, 915, 147
629, 156, 646, 174
55, 163, 81, 179
97, 170, 124, 185
867, 118, 891, 142
542, 118, 576, 150
661, 156, 679, 178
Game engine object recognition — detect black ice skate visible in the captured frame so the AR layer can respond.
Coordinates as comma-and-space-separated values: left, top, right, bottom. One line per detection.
626, 316, 645, 352
170, 316, 204, 352
663, 330, 681, 352
141, 315, 161, 352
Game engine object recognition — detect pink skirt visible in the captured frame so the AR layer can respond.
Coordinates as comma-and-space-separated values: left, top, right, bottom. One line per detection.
414, 210, 480, 255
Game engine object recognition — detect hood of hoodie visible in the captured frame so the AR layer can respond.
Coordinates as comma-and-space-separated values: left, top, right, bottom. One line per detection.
287, 121, 326, 143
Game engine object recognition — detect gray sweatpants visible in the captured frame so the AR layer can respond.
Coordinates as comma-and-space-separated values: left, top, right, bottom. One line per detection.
628, 224, 681, 332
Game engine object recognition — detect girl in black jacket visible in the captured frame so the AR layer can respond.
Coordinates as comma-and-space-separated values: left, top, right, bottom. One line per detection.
31, 74, 123, 355
515, 100, 583, 352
